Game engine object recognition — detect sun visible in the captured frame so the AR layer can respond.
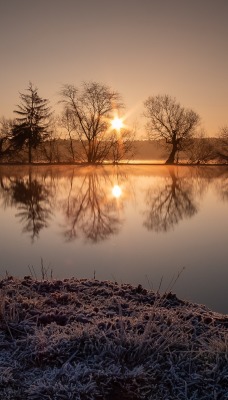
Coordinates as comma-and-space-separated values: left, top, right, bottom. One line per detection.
112, 185, 122, 198
111, 117, 123, 130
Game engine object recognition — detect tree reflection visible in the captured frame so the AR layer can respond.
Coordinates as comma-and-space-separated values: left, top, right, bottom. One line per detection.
194, 166, 228, 203
219, 179, 228, 201
0, 173, 52, 241
59, 171, 124, 243
143, 167, 198, 232
216, 171, 228, 202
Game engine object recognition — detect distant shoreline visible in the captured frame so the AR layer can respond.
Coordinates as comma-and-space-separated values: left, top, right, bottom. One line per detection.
0, 161, 227, 166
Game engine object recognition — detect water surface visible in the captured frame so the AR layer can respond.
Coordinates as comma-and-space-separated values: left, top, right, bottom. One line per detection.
0, 165, 227, 313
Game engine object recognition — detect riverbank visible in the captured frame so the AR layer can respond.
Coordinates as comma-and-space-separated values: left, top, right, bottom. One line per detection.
0, 276, 227, 399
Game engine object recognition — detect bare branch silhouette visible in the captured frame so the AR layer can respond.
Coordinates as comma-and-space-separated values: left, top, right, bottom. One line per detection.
144, 95, 200, 164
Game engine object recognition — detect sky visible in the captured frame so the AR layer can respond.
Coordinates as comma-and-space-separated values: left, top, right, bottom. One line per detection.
0, 0, 228, 137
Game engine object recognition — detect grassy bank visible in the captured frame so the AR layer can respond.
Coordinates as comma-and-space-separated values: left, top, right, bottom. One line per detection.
0, 276, 227, 399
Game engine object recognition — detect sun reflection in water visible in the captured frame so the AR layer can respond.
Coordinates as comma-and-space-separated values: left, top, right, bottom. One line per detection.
112, 185, 122, 198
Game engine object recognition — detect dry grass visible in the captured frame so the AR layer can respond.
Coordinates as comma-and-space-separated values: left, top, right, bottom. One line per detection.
0, 276, 227, 399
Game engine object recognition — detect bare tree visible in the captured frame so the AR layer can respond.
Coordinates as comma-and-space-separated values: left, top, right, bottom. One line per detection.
185, 131, 216, 164
58, 107, 77, 162
217, 126, 228, 162
110, 127, 136, 164
0, 117, 14, 161
144, 94, 200, 164
60, 82, 124, 164
38, 117, 62, 163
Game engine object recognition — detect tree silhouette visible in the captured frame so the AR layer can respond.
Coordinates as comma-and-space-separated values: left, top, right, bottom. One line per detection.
143, 168, 198, 232
185, 132, 216, 164
10, 82, 52, 163
58, 107, 76, 162
0, 117, 15, 161
217, 126, 228, 162
144, 95, 200, 164
60, 82, 126, 164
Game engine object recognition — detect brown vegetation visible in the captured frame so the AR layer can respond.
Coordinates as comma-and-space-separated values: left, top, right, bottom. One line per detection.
0, 276, 227, 399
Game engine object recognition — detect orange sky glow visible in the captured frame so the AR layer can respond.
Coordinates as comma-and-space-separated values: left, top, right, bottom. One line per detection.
0, 0, 228, 137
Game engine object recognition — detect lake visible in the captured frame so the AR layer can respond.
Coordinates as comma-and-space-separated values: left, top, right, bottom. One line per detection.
0, 164, 227, 314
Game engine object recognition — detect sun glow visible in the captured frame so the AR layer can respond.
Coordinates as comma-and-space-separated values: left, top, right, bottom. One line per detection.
112, 185, 122, 198
111, 117, 123, 130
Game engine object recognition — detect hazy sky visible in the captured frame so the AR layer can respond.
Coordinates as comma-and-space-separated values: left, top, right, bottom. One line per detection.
0, 0, 227, 136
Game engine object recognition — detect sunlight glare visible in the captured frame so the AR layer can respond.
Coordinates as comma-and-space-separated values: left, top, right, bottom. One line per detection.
112, 185, 122, 198
111, 117, 123, 130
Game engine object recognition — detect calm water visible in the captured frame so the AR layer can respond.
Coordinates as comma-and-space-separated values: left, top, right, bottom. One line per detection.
0, 165, 227, 314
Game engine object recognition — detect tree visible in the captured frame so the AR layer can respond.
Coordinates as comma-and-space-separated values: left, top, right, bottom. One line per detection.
10, 82, 52, 163
60, 82, 124, 164
144, 94, 200, 164
0, 117, 14, 161
110, 125, 136, 164
38, 117, 62, 163
217, 126, 228, 162
185, 131, 216, 164
58, 107, 77, 162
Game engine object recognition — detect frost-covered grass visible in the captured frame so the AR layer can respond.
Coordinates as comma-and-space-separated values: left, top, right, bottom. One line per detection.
0, 276, 227, 399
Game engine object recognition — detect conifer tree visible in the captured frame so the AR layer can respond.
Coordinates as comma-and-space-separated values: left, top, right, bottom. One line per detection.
11, 82, 52, 163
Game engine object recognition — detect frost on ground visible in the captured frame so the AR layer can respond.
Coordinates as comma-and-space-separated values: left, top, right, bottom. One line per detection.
0, 276, 227, 400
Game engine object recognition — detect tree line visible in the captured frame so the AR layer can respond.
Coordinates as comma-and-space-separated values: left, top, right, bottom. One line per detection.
0, 81, 227, 164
